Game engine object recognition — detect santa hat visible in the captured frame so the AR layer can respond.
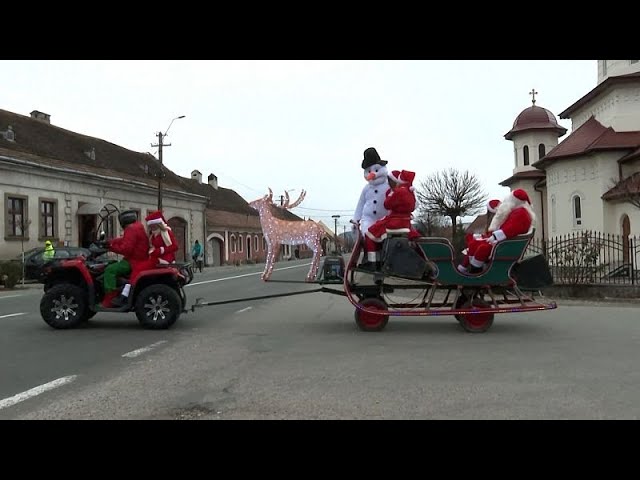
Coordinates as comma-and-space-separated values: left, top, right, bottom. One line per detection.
145, 210, 167, 226
512, 188, 531, 205
487, 199, 501, 213
145, 210, 172, 247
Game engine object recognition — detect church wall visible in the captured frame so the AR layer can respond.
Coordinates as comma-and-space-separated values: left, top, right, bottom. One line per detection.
571, 85, 640, 132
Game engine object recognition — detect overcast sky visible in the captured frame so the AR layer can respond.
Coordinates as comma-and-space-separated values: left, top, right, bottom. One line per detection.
1, 60, 596, 228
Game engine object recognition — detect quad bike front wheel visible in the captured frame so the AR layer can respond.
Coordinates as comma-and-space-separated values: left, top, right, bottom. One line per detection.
40, 283, 88, 329
135, 284, 182, 329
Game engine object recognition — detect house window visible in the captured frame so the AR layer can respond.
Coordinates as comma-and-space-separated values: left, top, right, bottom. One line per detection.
263, 237, 267, 251
523, 145, 530, 166
230, 235, 236, 253
5, 194, 28, 238
254, 235, 258, 252
572, 195, 582, 227
40, 199, 56, 238
551, 195, 557, 233
538, 144, 546, 161
238, 234, 243, 253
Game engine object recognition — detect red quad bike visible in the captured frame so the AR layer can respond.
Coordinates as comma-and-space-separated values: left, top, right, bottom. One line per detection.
39, 204, 193, 330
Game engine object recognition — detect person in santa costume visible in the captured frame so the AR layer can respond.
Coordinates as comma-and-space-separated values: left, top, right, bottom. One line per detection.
461, 198, 501, 256
112, 210, 179, 307
457, 189, 535, 274
102, 210, 153, 308
360, 169, 420, 270
146, 210, 179, 264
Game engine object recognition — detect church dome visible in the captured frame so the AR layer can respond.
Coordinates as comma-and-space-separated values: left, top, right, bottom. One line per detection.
505, 105, 567, 140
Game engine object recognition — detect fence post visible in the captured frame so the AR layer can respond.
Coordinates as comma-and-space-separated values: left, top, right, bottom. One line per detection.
632, 236, 636, 286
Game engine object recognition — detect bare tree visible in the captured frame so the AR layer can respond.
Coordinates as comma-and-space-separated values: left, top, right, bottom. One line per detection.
415, 168, 487, 239
413, 209, 447, 237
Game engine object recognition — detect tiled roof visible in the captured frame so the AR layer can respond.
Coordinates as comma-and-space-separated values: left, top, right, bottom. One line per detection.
499, 169, 546, 187
602, 172, 640, 200
534, 116, 640, 168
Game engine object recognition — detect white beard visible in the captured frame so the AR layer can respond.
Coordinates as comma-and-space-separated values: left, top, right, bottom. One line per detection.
488, 195, 536, 232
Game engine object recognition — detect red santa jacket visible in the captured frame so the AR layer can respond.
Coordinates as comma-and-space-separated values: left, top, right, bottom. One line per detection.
149, 228, 179, 263
490, 206, 532, 242
109, 221, 150, 269
367, 185, 419, 241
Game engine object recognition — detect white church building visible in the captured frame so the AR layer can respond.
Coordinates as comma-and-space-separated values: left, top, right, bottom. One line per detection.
499, 60, 640, 243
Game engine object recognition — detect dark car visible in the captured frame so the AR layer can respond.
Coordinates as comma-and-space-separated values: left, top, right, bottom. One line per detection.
13, 246, 92, 281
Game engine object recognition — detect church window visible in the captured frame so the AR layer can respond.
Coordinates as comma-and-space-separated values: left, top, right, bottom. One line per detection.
551, 195, 557, 233
538, 143, 545, 161
572, 195, 582, 227
523, 146, 529, 166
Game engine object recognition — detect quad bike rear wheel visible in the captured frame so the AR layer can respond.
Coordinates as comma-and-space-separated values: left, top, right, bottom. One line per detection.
40, 283, 88, 329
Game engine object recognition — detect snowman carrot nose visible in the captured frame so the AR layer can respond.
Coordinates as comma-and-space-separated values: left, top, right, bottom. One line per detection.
366, 171, 376, 180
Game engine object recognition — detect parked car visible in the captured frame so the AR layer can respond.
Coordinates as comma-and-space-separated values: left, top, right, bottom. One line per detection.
12, 246, 92, 281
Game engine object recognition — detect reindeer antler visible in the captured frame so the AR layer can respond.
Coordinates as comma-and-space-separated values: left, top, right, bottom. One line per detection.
267, 188, 274, 203
283, 190, 306, 210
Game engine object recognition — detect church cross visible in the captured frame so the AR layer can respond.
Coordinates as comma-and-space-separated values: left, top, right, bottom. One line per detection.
529, 88, 538, 105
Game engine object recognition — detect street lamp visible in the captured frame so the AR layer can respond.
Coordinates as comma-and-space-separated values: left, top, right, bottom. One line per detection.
152, 115, 186, 210
332, 214, 340, 254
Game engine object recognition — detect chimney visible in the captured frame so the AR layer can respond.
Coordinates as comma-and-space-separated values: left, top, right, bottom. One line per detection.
191, 170, 202, 184
30, 110, 51, 124
208, 173, 218, 189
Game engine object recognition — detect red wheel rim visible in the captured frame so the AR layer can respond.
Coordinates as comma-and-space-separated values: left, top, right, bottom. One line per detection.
462, 311, 492, 328
358, 299, 387, 329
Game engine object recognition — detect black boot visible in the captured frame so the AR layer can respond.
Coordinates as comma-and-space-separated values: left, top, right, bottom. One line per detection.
111, 294, 128, 307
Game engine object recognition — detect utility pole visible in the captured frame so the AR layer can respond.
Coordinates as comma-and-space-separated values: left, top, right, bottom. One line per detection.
332, 214, 340, 254
151, 115, 185, 211
151, 131, 171, 211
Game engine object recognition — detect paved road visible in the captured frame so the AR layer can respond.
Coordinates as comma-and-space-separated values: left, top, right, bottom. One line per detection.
2, 259, 640, 419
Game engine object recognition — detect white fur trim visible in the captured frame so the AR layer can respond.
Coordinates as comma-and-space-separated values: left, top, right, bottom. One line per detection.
472, 233, 482, 240
160, 229, 172, 247
462, 248, 468, 255
158, 258, 169, 264
147, 218, 164, 225
493, 229, 507, 242
409, 186, 415, 192
457, 264, 468, 273
160, 246, 165, 254
365, 230, 385, 243
121, 284, 131, 297
470, 256, 484, 268
388, 172, 401, 183
367, 251, 377, 262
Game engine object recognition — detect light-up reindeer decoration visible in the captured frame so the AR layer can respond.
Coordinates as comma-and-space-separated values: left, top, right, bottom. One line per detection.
249, 188, 325, 282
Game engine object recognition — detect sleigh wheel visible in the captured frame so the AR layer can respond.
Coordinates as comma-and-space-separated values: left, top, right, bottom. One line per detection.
458, 297, 494, 333
354, 297, 389, 332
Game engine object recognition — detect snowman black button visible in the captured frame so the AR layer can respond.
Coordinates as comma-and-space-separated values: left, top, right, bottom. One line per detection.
373, 200, 377, 204
373, 210, 377, 214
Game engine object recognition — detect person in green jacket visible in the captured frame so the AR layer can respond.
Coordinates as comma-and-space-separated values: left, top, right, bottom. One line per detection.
43, 240, 55, 261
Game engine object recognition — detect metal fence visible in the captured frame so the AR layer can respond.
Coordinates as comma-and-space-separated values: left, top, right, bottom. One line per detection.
525, 231, 640, 285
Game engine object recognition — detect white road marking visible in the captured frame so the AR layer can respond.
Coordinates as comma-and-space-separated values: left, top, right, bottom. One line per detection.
235, 307, 252, 314
0, 375, 78, 410
0, 295, 23, 300
187, 262, 312, 287
122, 340, 168, 358
0, 312, 26, 319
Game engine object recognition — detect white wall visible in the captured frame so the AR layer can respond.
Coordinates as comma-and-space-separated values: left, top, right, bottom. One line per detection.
598, 60, 640, 84
0, 164, 206, 259
511, 130, 560, 173
571, 84, 640, 132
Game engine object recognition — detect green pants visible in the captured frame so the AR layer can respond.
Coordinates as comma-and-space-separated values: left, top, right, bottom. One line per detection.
104, 260, 131, 293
